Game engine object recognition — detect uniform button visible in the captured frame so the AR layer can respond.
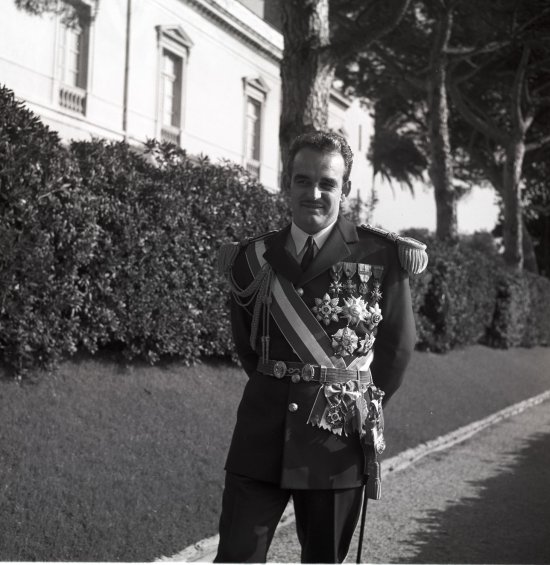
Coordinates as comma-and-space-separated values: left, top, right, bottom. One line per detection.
296, 288, 304, 296
288, 403, 298, 412
291, 374, 301, 383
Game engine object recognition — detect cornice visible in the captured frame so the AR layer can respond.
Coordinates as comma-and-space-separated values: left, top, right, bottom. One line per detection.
181, 0, 283, 63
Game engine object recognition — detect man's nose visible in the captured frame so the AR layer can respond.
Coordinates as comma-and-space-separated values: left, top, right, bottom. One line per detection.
311, 184, 322, 199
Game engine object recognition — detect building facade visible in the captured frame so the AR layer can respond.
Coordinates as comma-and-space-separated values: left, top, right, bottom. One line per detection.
0, 0, 373, 194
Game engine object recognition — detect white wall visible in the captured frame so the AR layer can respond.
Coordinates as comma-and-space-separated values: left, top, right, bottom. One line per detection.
0, 0, 284, 188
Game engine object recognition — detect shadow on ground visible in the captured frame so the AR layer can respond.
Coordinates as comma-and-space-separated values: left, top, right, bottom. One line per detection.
401, 431, 550, 564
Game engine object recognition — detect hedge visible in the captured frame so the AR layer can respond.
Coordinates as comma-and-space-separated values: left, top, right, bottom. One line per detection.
0, 85, 289, 373
1, 85, 549, 374
406, 229, 550, 352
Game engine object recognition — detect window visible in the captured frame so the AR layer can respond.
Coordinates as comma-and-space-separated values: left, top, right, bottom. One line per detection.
57, 5, 92, 114
161, 50, 183, 132
245, 97, 262, 174
242, 77, 269, 179
156, 26, 193, 145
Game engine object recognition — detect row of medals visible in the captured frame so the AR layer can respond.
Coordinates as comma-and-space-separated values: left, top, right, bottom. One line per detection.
308, 262, 384, 358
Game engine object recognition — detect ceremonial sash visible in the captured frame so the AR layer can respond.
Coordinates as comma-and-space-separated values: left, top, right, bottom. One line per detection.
246, 240, 374, 372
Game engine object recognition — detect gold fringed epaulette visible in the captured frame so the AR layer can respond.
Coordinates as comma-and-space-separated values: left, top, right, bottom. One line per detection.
360, 224, 429, 275
217, 230, 278, 277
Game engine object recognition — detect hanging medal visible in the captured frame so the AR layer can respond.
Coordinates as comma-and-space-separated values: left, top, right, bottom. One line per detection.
329, 263, 344, 297
370, 265, 384, 304
342, 262, 357, 295
357, 263, 372, 295
357, 331, 376, 354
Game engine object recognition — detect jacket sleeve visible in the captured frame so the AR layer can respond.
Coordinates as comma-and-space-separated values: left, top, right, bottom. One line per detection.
370, 246, 416, 403
228, 249, 259, 379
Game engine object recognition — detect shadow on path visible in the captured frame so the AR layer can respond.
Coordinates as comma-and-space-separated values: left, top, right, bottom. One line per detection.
401, 431, 550, 564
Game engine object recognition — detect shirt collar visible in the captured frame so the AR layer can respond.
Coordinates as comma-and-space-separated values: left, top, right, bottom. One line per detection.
290, 219, 337, 255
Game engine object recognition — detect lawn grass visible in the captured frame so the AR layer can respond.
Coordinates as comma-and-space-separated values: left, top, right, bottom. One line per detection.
1, 345, 549, 561
0, 353, 246, 561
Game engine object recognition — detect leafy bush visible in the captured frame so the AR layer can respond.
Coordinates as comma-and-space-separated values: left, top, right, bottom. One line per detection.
406, 233, 499, 352
0, 87, 289, 374
486, 269, 550, 348
405, 228, 550, 352
0, 85, 89, 372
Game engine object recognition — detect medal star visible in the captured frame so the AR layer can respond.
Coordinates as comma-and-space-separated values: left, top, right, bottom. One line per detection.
312, 293, 342, 326
331, 327, 359, 356
357, 332, 376, 354
343, 278, 357, 295
370, 283, 383, 303
366, 303, 383, 331
329, 280, 343, 296
341, 296, 369, 326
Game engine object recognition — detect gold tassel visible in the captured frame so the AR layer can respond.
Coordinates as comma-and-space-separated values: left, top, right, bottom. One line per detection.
366, 459, 382, 500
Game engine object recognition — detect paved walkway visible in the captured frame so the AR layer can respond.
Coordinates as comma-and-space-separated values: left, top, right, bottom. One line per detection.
164, 390, 550, 563
268, 394, 550, 563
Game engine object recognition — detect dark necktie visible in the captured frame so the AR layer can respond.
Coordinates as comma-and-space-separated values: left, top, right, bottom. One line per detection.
301, 236, 315, 271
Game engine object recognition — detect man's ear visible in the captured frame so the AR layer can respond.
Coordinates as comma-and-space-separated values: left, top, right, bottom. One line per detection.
342, 180, 351, 198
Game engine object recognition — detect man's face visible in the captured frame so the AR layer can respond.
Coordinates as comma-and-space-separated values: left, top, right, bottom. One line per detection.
289, 147, 350, 234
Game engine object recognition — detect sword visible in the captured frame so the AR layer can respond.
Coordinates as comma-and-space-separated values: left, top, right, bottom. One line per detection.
356, 483, 369, 564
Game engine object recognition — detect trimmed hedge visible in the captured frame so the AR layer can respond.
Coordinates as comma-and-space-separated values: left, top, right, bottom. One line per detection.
1, 85, 549, 374
406, 229, 550, 352
0, 85, 289, 373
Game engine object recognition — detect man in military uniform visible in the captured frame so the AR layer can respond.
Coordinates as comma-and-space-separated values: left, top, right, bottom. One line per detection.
215, 131, 426, 563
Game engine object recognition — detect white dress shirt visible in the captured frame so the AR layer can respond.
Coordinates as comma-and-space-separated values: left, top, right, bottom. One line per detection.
287, 220, 337, 262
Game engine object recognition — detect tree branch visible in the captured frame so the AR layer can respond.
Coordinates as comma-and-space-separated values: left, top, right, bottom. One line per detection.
448, 78, 509, 145
511, 46, 530, 133
330, 0, 411, 61
525, 134, 550, 152
372, 43, 427, 91
445, 41, 509, 58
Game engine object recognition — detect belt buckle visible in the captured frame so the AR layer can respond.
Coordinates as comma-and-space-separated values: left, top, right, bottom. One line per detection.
273, 361, 287, 379
301, 363, 315, 382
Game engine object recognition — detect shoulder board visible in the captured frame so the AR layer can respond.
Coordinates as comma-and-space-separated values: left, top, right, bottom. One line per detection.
217, 230, 277, 276
360, 224, 428, 275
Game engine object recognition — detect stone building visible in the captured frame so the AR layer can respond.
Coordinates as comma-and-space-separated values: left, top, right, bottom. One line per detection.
0, 0, 373, 194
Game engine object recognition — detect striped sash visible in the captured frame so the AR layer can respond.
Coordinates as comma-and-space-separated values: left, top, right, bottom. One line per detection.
246, 240, 373, 372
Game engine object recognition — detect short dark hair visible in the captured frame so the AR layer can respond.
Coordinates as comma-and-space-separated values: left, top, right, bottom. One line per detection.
287, 130, 354, 183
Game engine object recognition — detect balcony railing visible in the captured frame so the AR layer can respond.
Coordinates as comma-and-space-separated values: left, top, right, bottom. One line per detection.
246, 160, 260, 179
161, 126, 181, 146
59, 84, 87, 115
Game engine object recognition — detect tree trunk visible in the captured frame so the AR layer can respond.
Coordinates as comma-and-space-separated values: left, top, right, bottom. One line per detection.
279, 0, 335, 187
502, 139, 526, 270
427, 6, 458, 242
522, 220, 538, 273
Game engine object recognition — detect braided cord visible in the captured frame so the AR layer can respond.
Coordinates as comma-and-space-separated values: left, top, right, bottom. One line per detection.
228, 263, 274, 351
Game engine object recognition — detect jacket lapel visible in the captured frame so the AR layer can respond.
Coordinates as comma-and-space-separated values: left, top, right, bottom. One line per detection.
263, 224, 303, 284
298, 215, 359, 287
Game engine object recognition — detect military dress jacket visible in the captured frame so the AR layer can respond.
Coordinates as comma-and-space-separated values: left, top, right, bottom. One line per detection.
223, 215, 416, 490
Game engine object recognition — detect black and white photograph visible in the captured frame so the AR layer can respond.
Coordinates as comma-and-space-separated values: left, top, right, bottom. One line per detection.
1, 0, 549, 562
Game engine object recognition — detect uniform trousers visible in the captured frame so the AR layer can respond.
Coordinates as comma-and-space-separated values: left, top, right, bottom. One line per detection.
214, 472, 364, 563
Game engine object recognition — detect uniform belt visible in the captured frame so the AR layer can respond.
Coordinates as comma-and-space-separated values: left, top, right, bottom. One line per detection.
257, 360, 372, 384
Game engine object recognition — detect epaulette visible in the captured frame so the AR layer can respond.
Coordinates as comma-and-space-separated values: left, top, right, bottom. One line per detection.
217, 230, 277, 276
360, 224, 428, 275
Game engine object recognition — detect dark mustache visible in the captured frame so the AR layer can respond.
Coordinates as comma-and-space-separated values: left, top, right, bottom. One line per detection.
300, 200, 324, 206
